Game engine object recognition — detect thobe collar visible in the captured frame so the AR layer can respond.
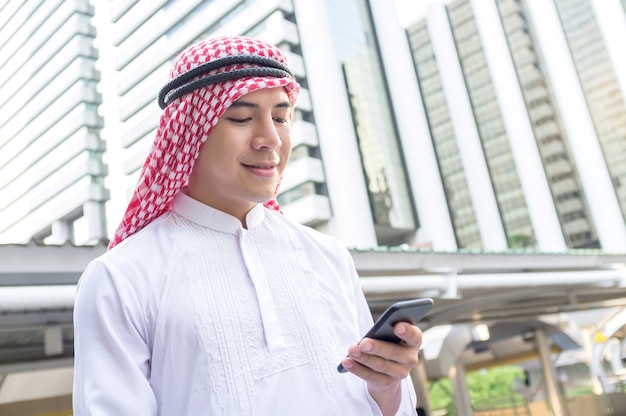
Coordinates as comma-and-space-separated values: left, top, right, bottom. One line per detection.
171, 189, 288, 353
171, 189, 266, 235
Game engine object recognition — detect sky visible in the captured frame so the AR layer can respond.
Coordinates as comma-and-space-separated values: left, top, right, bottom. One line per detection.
393, 0, 434, 27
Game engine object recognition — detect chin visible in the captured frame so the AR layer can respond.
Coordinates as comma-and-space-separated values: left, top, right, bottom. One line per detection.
249, 193, 276, 204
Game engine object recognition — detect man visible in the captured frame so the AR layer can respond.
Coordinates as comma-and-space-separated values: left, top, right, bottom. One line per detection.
73, 35, 423, 415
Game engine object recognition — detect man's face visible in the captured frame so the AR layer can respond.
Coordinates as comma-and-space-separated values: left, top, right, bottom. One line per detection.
187, 87, 293, 221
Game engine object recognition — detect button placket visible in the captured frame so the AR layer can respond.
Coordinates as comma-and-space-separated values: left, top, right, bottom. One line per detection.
239, 229, 287, 353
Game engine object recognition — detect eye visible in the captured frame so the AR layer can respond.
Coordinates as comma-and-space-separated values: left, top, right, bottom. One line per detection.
273, 116, 288, 124
227, 117, 250, 124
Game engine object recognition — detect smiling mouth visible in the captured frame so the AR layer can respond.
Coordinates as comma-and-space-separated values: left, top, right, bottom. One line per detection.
243, 163, 277, 169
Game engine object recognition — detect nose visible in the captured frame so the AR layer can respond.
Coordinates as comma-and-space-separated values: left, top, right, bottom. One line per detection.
252, 115, 282, 150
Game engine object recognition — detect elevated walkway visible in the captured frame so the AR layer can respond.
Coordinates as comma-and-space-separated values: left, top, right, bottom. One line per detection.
1, 243, 626, 415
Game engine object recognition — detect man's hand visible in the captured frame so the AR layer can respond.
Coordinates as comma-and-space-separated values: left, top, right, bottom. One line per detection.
340, 322, 423, 415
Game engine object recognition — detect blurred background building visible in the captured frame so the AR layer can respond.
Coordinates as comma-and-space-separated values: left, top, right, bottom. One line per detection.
2, 0, 626, 415
2, 0, 626, 253
0, 0, 107, 246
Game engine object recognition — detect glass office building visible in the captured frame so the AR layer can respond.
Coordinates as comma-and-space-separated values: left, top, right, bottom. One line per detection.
405, 0, 626, 251
2, 0, 626, 253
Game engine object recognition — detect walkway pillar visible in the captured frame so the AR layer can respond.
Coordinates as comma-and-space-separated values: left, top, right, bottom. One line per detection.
411, 350, 433, 414
449, 361, 473, 415
535, 328, 569, 415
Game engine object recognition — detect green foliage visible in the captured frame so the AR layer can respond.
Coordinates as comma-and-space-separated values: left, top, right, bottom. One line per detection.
467, 367, 526, 408
428, 366, 526, 415
508, 233, 533, 249
429, 378, 456, 415
566, 383, 595, 398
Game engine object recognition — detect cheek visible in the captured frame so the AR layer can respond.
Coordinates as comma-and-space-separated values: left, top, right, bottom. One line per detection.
190, 143, 219, 178
199, 138, 230, 165
188, 158, 207, 185
279, 144, 292, 169
280, 131, 292, 153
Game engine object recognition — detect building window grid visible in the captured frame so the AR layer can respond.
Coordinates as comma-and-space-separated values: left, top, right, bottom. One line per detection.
495, 0, 598, 248
277, 181, 317, 206
448, 0, 535, 248
325, 0, 416, 236
407, 20, 482, 249
554, 0, 626, 223
498, 0, 598, 248
0, 0, 106, 243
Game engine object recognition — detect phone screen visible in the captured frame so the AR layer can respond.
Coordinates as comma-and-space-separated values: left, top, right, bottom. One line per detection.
337, 298, 433, 373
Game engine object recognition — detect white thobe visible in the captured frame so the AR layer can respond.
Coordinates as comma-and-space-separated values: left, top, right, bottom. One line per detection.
73, 191, 417, 415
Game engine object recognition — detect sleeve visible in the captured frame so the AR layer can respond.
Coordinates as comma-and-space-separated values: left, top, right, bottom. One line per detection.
72, 258, 157, 415
363, 378, 418, 416
394, 377, 419, 415
350, 255, 418, 415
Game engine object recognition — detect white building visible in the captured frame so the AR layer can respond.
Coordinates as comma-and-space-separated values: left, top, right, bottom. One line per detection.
404, 0, 626, 252
0, 0, 107, 245
2, 0, 626, 253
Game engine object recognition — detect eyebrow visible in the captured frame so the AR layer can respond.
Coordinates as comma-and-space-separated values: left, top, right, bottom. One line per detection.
230, 100, 291, 109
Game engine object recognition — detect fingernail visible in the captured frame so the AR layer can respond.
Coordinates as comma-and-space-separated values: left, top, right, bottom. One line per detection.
350, 347, 361, 358
396, 324, 406, 335
360, 341, 373, 352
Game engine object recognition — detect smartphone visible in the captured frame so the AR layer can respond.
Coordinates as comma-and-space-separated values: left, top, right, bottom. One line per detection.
337, 298, 433, 373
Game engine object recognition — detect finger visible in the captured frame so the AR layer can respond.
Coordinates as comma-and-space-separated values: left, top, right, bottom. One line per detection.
358, 338, 419, 367
349, 342, 417, 378
340, 356, 399, 390
393, 323, 423, 347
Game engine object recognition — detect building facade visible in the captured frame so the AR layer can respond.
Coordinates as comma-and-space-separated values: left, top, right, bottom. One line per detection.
1, 0, 626, 253
405, 0, 626, 251
0, 0, 107, 245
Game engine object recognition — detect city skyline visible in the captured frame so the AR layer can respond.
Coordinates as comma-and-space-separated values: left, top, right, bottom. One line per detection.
1, 0, 626, 254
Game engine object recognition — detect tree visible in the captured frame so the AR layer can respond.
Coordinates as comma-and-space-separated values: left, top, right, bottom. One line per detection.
467, 366, 525, 409
428, 366, 526, 415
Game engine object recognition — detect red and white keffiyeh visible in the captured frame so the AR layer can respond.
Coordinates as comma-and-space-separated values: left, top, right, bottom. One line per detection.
108, 36, 300, 249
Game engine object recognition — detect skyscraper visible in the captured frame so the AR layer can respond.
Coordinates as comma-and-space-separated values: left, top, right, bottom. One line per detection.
405, 0, 626, 251
0, 0, 107, 245
2, 0, 626, 254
